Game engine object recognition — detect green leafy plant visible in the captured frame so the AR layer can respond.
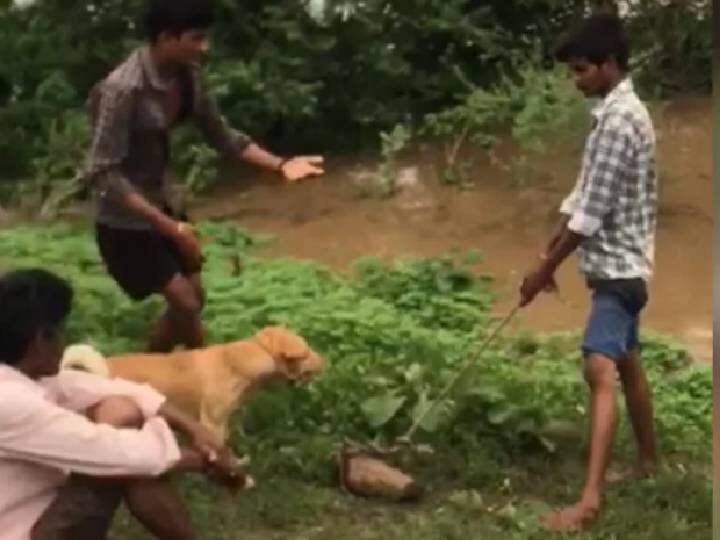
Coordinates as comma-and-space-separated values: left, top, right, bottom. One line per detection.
422, 71, 512, 187
0, 219, 710, 539
2, 0, 707, 193
422, 61, 588, 188
375, 124, 413, 197
0, 221, 709, 461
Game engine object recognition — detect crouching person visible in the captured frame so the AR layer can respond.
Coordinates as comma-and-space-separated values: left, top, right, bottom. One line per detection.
0, 269, 245, 540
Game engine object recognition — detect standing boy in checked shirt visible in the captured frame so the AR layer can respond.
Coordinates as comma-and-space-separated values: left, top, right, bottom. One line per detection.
519, 14, 659, 532
83, 0, 324, 353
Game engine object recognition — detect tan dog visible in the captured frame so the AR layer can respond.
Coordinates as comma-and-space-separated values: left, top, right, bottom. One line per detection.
61, 326, 324, 442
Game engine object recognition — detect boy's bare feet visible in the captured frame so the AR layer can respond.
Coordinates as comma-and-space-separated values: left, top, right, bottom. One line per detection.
542, 500, 600, 532
605, 459, 658, 484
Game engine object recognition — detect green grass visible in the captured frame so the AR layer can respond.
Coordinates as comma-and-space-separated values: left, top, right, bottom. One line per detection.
0, 221, 711, 539
111, 456, 710, 539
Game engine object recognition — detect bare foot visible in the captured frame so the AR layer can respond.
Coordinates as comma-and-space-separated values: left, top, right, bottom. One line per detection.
605, 461, 658, 484
542, 502, 599, 533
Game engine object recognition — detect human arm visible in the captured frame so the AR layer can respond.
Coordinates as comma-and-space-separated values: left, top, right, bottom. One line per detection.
520, 228, 583, 307
86, 84, 172, 233
157, 401, 224, 460
33, 373, 247, 486
544, 213, 572, 256
0, 391, 184, 477
191, 76, 323, 181
45, 370, 168, 417
46, 370, 227, 459
86, 83, 202, 268
240, 144, 324, 181
520, 114, 632, 306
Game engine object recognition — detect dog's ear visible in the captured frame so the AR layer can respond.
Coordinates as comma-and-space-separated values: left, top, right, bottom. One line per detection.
275, 330, 311, 381
253, 326, 285, 354
253, 327, 275, 354
255, 326, 315, 380
255, 326, 308, 357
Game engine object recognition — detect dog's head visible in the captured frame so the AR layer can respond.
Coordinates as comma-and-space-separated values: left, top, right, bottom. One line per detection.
253, 326, 324, 382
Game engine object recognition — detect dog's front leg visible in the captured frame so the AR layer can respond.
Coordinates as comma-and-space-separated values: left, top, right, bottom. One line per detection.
198, 404, 228, 444
199, 401, 256, 488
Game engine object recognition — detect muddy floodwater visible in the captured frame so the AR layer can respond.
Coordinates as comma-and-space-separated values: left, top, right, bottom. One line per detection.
195, 97, 712, 362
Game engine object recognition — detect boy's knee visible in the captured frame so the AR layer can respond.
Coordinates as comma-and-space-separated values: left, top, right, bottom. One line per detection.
169, 290, 203, 319
189, 279, 205, 310
194, 287, 205, 310
163, 274, 204, 318
583, 354, 617, 389
88, 396, 144, 428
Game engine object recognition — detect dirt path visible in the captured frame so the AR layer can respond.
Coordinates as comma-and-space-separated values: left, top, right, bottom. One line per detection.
194, 97, 712, 361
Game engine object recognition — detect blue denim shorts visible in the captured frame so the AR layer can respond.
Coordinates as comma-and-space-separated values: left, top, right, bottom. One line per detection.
582, 278, 648, 361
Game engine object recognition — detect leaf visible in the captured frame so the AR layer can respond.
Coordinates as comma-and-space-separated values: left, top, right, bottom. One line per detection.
411, 392, 453, 432
487, 405, 514, 426
465, 383, 504, 402
403, 362, 423, 382
538, 435, 557, 454
447, 489, 484, 510
360, 393, 406, 428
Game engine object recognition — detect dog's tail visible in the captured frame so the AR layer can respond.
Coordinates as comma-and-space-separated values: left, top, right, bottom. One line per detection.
61, 344, 110, 378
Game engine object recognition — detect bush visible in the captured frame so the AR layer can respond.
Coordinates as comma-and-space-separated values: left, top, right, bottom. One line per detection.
1, 0, 709, 200
0, 221, 710, 482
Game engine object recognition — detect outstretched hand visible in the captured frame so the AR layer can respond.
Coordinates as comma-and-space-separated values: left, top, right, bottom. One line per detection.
280, 156, 325, 182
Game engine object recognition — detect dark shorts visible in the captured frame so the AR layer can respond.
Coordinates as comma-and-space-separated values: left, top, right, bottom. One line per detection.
96, 223, 194, 301
31, 475, 123, 540
581, 278, 648, 361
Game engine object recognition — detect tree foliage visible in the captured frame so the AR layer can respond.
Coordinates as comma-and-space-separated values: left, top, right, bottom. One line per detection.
0, 0, 710, 188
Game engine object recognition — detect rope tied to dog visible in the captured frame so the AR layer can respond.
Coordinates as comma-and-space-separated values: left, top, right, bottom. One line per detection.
397, 304, 520, 445
342, 305, 521, 458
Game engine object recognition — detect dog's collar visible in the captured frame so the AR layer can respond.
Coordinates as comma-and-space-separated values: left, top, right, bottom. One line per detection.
254, 340, 290, 378
255, 340, 272, 357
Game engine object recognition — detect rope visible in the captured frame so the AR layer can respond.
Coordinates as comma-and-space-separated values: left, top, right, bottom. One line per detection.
397, 304, 521, 445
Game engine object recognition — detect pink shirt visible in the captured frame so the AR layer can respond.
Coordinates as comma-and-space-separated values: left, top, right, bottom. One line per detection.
0, 365, 181, 540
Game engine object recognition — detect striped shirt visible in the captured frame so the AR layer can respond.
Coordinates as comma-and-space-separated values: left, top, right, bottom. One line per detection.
561, 78, 658, 281
82, 46, 253, 230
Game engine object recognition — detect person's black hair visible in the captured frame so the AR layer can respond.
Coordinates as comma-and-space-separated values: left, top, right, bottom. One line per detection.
555, 13, 630, 71
0, 269, 73, 366
143, 0, 216, 42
